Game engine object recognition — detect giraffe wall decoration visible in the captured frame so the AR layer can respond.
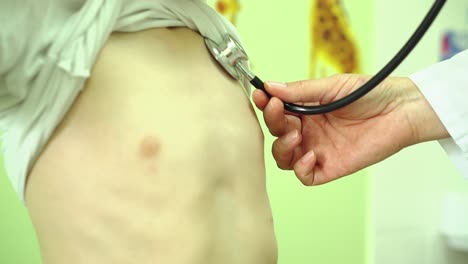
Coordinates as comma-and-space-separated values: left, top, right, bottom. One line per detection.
310, 0, 360, 78
212, 0, 360, 79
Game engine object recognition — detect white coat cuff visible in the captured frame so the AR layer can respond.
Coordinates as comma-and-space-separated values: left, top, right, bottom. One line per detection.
410, 50, 468, 180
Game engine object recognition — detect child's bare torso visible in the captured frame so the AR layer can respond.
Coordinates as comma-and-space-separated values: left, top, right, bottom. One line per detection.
25, 28, 277, 264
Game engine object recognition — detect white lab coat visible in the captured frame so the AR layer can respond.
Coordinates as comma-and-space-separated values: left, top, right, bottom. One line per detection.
410, 49, 468, 180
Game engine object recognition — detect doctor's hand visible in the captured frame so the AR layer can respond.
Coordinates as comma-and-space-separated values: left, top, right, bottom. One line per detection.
252, 74, 449, 186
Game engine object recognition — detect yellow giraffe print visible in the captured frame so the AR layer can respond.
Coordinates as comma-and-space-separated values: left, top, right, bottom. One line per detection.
310, 0, 360, 78
214, 0, 241, 25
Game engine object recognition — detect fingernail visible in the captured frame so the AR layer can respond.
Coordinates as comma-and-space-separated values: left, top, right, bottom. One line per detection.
267, 81, 288, 89
282, 130, 299, 144
301, 151, 315, 165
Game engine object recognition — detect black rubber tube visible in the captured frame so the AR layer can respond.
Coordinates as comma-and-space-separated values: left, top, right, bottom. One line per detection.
251, 0, 446, 115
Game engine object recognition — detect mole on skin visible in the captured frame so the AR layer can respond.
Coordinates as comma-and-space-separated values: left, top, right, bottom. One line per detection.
139, 135, 161, 158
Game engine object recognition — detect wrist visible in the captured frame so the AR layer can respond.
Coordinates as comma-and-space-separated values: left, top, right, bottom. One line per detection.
399, 77, 449, 144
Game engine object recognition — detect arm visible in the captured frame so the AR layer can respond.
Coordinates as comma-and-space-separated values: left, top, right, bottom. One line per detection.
0, 1, 39, 115
252, 74, 449, 185
252, 50, 468, 184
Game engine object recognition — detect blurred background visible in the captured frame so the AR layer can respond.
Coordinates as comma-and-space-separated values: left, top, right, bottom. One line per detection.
1, 0, 468, 263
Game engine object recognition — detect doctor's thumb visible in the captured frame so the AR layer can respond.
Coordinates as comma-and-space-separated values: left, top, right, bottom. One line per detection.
265, 80, 327, 103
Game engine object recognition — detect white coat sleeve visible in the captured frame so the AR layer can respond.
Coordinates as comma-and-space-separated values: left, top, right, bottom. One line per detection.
410, 49, 468, 180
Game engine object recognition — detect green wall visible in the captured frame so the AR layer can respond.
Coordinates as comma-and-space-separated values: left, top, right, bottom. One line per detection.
0, 157, 42, 263
0, 1, 373, 263
235, 0, 372, 263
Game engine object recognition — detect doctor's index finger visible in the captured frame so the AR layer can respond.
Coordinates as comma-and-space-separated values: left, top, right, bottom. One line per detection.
252, 89, 269, 110
263, 97, 287, 137
263, 97, 303, 138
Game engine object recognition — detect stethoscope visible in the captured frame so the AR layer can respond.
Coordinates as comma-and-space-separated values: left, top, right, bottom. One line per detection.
205, 0, 446, 115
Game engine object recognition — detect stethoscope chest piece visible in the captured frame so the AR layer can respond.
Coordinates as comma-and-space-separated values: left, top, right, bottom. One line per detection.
205, 34, 248, 80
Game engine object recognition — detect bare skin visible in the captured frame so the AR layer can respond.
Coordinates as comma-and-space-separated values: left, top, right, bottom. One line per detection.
25, 28, 277, 264
252, 75, 450, 185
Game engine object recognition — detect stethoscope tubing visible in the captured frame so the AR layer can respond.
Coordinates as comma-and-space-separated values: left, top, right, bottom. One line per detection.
249, 0, 446, 115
